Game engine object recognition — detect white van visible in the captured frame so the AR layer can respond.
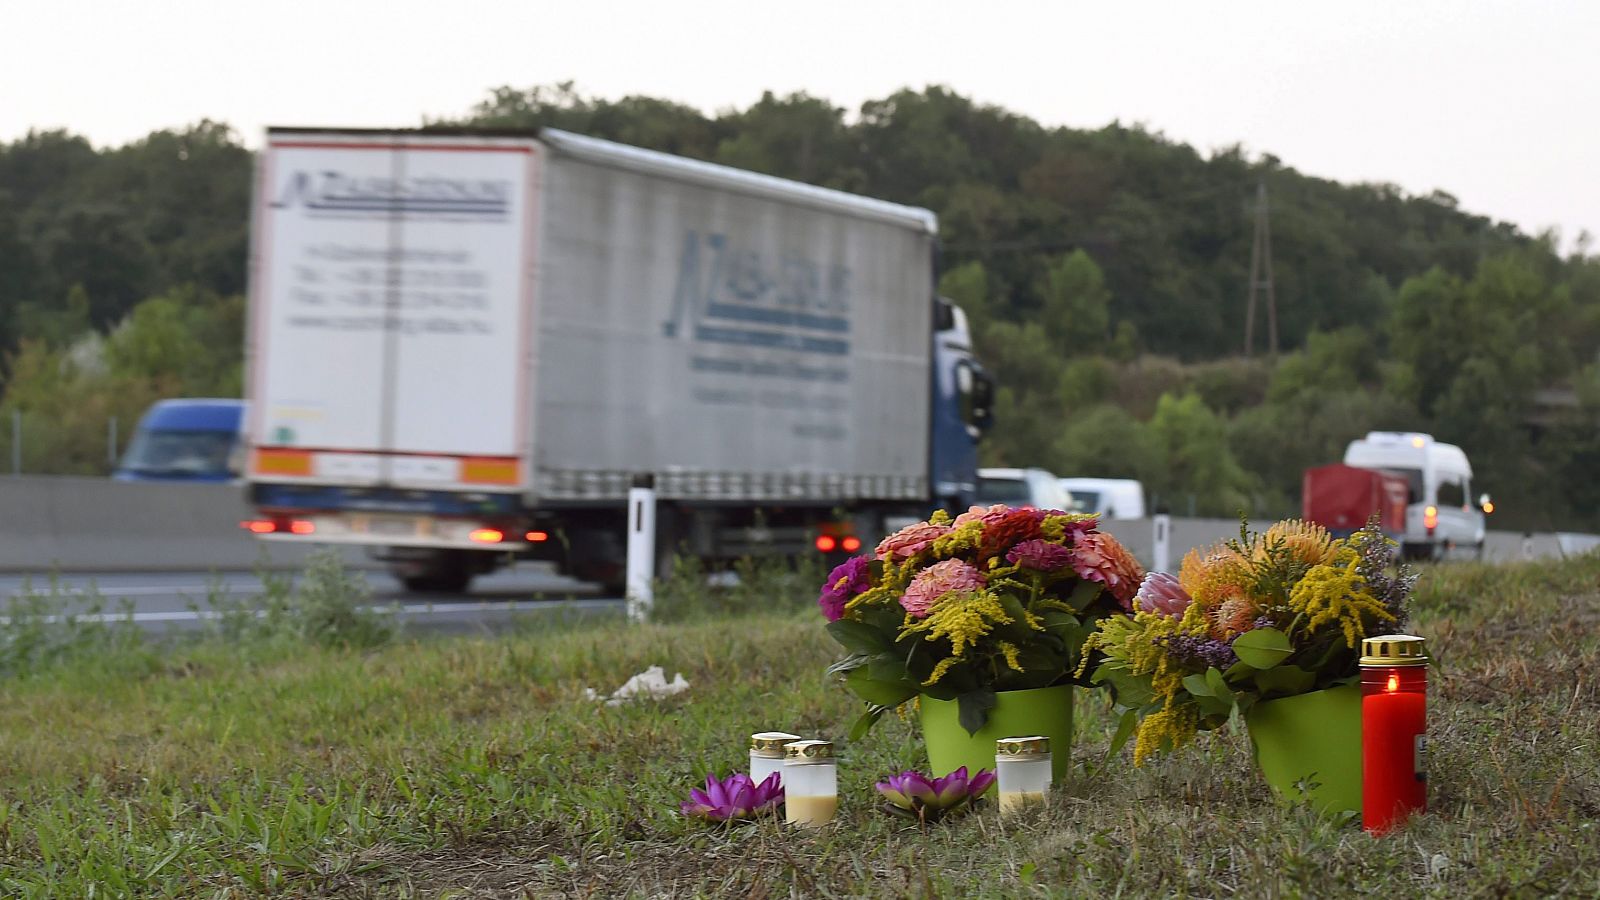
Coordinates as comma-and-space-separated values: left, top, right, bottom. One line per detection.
1343, 432, 1488, 559
1058, 478, 1146, 520
975, 467, 1070, 511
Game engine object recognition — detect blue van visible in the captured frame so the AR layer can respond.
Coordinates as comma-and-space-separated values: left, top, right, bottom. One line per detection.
114, 399, 246, 483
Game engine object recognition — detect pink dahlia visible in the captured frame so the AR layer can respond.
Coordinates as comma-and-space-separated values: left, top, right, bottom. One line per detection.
900, 559, 985, 618
818, 555, 873, 622
1006, 539, 1074, 571
1133, 572, 1192, 618
876, 521, 951, 562
1071, 531, 1146, 610
953, 504, 1009, 527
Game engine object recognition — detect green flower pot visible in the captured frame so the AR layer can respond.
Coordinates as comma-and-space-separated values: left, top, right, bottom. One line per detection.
919, 685, 1073, 782
1244, 683, 1361, 816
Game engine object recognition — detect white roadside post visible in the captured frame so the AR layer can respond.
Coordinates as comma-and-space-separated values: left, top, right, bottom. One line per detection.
1153, 513, 1172, 575
626, 474, 657, 623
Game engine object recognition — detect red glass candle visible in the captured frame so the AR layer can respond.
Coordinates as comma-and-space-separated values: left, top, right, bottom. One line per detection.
1361, 634, 1428, 834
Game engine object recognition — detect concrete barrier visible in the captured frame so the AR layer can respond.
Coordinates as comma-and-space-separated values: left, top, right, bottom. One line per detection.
2, 476, 1594, 575
0, 476, 364, 573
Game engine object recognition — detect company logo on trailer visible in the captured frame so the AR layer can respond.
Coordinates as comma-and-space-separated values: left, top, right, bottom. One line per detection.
662, 231, 852, 356
272, 171, 512, 217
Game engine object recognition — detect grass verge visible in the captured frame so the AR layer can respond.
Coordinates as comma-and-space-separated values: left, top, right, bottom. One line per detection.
0, 553, 1597, 897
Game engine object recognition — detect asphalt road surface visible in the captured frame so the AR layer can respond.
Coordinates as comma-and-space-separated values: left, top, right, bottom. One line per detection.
0, 562, 624, 637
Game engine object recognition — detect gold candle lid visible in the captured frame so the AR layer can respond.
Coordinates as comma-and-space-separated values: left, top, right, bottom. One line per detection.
996, 735, 1051, 756
1360, 634, 1428, 667
783, 739, 834, 762
751, 731, 803, 754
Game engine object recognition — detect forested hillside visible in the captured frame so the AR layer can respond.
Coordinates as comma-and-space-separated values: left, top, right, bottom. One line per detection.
2, 84, 1597, 529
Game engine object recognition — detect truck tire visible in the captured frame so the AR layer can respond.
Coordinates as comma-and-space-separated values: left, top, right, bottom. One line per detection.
391, 551, 475, 594
400, 570, 474, 594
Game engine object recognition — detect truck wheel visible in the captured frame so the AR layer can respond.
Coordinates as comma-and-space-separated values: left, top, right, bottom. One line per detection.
400, 571, 474, 593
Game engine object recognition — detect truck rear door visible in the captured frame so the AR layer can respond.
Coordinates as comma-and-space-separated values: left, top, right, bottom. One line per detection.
248, 132, 539, 492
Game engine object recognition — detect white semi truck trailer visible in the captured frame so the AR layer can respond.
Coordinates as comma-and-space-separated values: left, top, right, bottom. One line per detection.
243, 128, 992, 591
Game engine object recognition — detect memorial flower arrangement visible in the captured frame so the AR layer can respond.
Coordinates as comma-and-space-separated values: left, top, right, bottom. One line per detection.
820, 504, 1143, 735
1084, 519, 1415, 763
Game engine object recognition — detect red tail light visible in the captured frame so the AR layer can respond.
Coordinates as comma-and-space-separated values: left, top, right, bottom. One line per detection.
815, 534, 838, 553
841, 535, 862, 553
289, 520, 315, 535
242, 519, 277, 534
525, 530, 549, 542
469, 527, 505, 544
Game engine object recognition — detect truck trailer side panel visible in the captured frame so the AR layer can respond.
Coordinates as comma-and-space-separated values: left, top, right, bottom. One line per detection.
529, 138, 934, 502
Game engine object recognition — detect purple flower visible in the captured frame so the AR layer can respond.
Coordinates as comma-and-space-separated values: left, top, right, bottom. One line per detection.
875, 767, 997, 821
1134, 572, 1193, 618
680, 772, 784, 822
818, 555, 873, 622
1006, 539, 1074, 571
1157, 633, 1239, 671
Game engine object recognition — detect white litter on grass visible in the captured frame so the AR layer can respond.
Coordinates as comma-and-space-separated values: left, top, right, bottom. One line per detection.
585, 665, 690, 706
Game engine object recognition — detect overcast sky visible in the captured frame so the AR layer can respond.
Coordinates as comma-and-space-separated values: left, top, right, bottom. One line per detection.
3, 0, 1596, 248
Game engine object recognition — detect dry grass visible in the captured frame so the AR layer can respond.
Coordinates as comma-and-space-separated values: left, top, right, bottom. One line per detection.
0, 554, 1597, 897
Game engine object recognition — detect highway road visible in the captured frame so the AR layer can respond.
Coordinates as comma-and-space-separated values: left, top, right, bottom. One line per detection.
0, 562, 625, 637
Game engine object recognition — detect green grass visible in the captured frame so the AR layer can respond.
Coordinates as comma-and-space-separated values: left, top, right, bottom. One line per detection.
1, 553, 1598, 897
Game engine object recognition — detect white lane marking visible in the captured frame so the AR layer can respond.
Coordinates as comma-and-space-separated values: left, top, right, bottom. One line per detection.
0, 585, 268, 599
0, 598, 623, 626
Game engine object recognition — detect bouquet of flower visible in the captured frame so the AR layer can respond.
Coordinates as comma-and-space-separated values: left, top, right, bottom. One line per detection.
820, 504, 1143, 735
1085, 519, 1415, 764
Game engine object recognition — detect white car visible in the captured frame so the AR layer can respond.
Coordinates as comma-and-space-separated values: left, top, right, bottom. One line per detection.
975, 467, 1070, 511
1343, 431, 1489, 559
1057, 478, 1146, 520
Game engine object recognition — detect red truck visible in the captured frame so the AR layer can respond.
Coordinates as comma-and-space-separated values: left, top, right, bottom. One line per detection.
1301, 463, 1408, 538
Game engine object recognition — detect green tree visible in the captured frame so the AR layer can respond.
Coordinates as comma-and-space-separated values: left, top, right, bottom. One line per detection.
1147, 392, 1255, 516
1039, 250, 1111, 348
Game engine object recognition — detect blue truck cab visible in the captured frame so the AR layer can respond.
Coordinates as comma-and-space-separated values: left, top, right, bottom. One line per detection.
114, 399, 246, 483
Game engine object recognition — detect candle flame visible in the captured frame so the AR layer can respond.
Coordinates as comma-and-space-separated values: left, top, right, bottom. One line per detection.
1386, 671, 1399, 692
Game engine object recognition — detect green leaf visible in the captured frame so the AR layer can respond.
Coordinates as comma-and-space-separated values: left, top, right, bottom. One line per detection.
1192, 692, 1234, 718
847, 706, 887, 742
956, 689, 998, 735
825, 652, 871, 676
1183, 673, 1215, 697
825, 619, 892, 655
1104, 708, 1139, 762
1232, 628, 1293, 669
1204, 666, 1233, 703
1064, 580, 1104, 614
844, 667, 918, 707
1093, 665, 1156, 708
1251, 664, 1316, 697
867, 654, 911, 684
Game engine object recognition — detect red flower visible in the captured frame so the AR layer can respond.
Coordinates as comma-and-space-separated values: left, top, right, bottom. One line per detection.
975, 507, 1048, 563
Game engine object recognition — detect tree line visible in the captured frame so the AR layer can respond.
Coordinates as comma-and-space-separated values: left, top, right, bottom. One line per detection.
1, 84, 1597, 529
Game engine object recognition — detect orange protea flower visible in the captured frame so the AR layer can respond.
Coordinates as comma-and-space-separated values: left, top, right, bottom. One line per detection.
1209, 595, 1260, 640
1071, 531, 1146, 610
1253, 519, 1337, 567
1178, 544, 1251, 609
